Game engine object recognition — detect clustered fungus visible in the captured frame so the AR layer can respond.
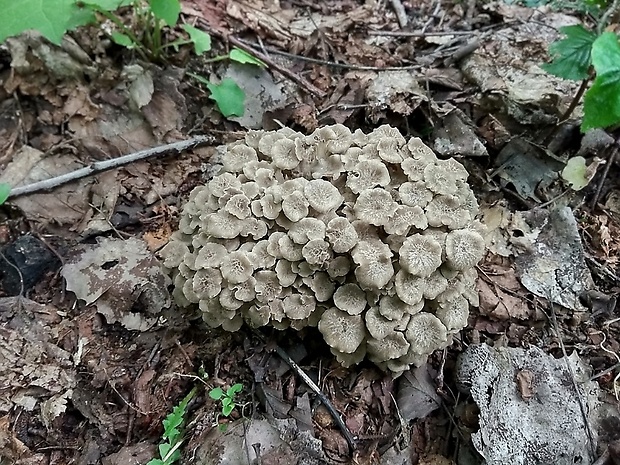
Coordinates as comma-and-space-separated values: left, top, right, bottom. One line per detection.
161, 124, 485, 376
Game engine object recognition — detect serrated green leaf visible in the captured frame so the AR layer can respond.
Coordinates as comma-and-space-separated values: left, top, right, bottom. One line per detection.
182, 24, 211, 55
582, 32, 620, 131
207, 79, 245, 117
229, 48, 265, 67
209, 387, 224, 400
111, 31, 135, 47
542, 25, 597, 81
149, 0, 180, 26
0, 0, 85, 44
0, 183, 11, 205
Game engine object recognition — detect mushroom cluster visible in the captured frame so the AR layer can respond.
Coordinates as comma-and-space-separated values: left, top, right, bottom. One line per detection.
161, 125, 485, 375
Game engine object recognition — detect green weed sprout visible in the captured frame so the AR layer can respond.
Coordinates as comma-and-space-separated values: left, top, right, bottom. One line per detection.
209, 383, 243, 417
147, 386, 197, 465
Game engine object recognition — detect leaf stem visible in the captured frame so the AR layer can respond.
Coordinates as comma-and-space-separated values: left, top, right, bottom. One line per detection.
95, 7, 150, 61
542, 75, 592, 146
201, 54, 230, 63
560, 75, 591, 122
598, 0, 620, 34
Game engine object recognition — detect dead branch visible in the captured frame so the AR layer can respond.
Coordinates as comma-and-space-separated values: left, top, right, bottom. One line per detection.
7, 136, 214, 199
197, 21, 327, 99
252, 330, 357, 452
389, 0, 409, 28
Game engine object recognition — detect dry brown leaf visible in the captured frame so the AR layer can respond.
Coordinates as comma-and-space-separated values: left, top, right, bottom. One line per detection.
62, 237, 171, 331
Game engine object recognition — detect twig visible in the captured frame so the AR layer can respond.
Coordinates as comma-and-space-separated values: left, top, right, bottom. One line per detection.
598, 0, 620, 34
590, 141, 618, 210
443, 38, 480, 66
236, 38, 421, 71
421, 0, 442, 33
389, 0, 409, 28
591, 362, 620, 381
548, 302, 597, 459
591, 448, 610, 465
368, 29, 476, 37
0, 250, 24, 296
7, 136, 214, 199
537, 188, 571, 209
584, 252, 620, 283
253, 330, 357, 451
197, 21, 326, 99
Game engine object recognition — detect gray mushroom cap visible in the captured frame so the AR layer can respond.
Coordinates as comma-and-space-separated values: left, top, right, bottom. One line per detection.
445, 229, 486, 270
405, 313, 448, 355
399, 234, 443, 277
333, 283, 367, 315
318, 307, 366, 354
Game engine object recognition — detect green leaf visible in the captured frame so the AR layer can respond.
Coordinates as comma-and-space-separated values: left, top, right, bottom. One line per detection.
221, 397, 232, 407
168, 450, 182, 463
111, 31, 135, 47
229, 383, 243, 394
222, 404, 234, 416
182, 24, 211, 55
0, 0, 85, 44
561, 156, 589, 190
81, 0, 131, 10
158, 443, 172, 458
229, 48, 265, 67
207, 79, 245, 117
582, 32, 620, 131
542, 25, 597, 81
0, 183, 11, 205
146, 459, 165, 465
149, 0, 180, 26
209, 388, 224, 400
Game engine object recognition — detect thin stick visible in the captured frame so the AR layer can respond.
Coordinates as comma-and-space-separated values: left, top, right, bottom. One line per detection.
7, 136, 214, 199
273, 344, 357, 450
548, 302, 597, 459
389, 0, 409, 28
368, 29, 476, 37
443, 38, 480, 66
252, 330, 357, 451
421, 0, 442, 33
598, 0, 620, 34
197, 21, 326, 99
236, 39, 421, 71
590, 142, 618, 210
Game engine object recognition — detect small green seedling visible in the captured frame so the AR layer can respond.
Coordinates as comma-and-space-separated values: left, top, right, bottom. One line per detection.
147, 386, 197, 465
209, 383, 243, 417
0, 183, 10, 206
188, 74, 246, 117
